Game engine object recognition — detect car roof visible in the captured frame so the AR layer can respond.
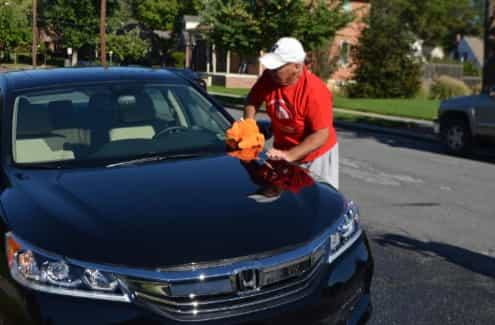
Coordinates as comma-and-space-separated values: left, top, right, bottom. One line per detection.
1, 67, 189, 92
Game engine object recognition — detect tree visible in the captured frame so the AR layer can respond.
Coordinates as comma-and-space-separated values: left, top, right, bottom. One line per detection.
348, 0, 421, 98
134, 0, 179, 31
38, 0, 119, 65
397, 0, 484, 49
201, 0, 261, 57
178, 0, 203, 16
0, 2, 31, 63
39, 0, 98, 65
201, 0, 352, 58
107, 27, 150, 64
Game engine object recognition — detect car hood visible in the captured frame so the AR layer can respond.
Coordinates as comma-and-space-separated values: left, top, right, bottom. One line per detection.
3, 154, 345, 269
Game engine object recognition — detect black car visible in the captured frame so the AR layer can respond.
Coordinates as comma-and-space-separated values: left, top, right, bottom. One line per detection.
0, 67, 373, 325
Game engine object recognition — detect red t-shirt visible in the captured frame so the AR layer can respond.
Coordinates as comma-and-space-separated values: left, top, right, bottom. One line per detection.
247, 67, 337, 162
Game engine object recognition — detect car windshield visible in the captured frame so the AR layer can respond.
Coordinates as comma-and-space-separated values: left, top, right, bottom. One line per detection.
12, 83, 231, 167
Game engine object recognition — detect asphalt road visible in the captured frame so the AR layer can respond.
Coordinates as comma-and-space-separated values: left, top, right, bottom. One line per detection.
339, 129, 495, 325
227, 109, 495, 325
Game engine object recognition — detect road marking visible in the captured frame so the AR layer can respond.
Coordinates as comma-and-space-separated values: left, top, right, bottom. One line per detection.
341, 157, 424, 187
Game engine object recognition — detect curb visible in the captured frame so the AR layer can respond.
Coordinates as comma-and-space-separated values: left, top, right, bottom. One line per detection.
334, 120, 438, 143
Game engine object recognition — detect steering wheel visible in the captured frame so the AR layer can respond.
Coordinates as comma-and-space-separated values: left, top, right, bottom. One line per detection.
153, 126, 188, 139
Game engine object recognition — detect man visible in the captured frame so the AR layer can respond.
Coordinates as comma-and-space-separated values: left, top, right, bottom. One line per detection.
244, 37, 339, 188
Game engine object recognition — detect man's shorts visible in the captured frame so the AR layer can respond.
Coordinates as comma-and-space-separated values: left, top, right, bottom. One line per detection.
300, 143, 339, 189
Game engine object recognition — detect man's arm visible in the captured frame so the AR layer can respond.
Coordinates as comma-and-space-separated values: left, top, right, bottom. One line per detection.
267, 128, 329, 162
243, 104, 258, 120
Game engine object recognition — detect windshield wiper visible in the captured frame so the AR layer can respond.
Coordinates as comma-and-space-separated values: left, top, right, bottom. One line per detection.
15, 162, 72, 170
105, 153, 205, 168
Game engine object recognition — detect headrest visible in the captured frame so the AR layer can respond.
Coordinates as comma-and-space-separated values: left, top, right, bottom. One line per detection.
88, 94, 114, 111
119, 93, 156, 123
16, 98, 53, 136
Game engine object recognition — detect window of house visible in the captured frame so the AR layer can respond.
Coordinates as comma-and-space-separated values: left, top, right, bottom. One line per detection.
343, 0, 352, 13
339, 41, 350, 66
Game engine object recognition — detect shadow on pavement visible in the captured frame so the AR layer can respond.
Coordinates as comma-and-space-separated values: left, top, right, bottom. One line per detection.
339, 127, 495, 165
374, 233, 495, 279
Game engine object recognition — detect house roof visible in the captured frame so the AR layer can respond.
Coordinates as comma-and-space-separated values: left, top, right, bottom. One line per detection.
463, 36, 484, 65
153, 30, 172, 39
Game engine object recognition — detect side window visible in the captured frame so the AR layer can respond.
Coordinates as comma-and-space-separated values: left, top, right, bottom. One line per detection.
171, 86, 228, 132
343, 0, 352, 13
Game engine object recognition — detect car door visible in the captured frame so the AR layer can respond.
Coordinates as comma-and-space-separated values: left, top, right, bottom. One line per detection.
475, 93, 495, 137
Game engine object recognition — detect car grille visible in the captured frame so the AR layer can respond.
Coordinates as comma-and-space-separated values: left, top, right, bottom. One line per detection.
120, 239, 328, 322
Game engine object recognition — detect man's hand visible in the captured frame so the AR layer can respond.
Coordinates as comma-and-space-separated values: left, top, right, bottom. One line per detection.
266, 148, 294, 162
244, 104, 258, 120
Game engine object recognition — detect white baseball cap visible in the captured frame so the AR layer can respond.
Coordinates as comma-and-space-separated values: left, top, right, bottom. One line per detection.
259, 37, 306, 70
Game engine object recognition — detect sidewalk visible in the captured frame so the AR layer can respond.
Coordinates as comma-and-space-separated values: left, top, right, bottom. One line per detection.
209, 92, 438, 143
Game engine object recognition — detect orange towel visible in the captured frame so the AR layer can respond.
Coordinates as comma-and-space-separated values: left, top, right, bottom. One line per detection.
225, 119, 265, 150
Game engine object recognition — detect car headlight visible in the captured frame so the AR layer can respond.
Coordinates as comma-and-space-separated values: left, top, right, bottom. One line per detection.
328, 200, 362, 263
6, 232, 130, 302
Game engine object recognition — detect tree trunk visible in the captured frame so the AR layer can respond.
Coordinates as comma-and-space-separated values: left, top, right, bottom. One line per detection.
71, 50, 78, 66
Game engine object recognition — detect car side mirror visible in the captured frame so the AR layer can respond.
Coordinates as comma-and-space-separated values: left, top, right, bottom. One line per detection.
257, 120, 272, 140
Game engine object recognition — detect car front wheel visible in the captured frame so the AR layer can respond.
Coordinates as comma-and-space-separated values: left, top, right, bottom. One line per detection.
442, 119, 472, 155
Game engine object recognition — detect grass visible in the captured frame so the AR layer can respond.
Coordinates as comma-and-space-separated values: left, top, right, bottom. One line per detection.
333, 97, 440, 121
0, 63, 35, 69
208, 85, 250, 96
208, 85, 441, 121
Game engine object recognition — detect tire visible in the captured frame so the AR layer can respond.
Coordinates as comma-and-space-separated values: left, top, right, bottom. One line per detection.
441, 119, 472, 155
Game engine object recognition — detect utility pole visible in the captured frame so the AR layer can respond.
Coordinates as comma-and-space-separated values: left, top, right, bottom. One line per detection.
32, 0, 37, 67
100, 0, 107, 66
483, 0, 495, 90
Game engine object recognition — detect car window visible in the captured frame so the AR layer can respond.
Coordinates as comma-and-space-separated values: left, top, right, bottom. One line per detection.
12, 83, 230, 166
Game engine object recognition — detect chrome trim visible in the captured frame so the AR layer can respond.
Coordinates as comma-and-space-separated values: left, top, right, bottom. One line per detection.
139, 282, 317, 323
328, 229, 363, 264
131, 258, 323, 309
68, 225, 336, 283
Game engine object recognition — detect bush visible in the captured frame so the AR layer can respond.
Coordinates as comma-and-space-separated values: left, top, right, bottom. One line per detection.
463, 61, 481, 77
470, 83, 482, 95
416, 80, 431, 99
170, 51, 185, 68
307, 40, 337, 82
429, 76, 471, 100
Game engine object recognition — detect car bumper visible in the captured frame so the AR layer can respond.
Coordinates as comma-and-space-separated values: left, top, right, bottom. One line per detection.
5, 234, 373, 325
433, 119, 440, 135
